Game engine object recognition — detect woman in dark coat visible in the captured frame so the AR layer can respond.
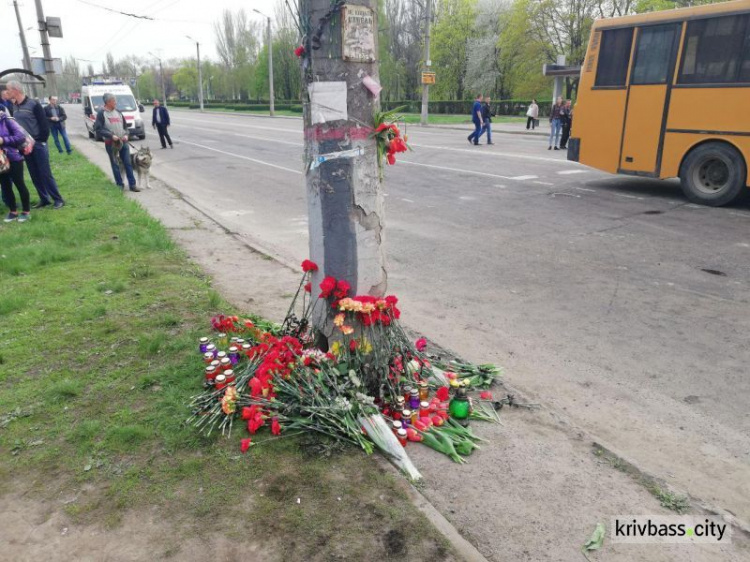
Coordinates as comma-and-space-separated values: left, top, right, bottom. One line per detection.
0, 110, 32, 222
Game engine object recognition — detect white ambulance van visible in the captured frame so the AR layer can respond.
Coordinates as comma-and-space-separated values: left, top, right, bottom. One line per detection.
82, 81, 146, 140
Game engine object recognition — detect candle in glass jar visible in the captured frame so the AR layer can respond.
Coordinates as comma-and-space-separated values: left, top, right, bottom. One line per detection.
224, 369, 236, 384
203, 352, 214, 365
214, 373, 227, 390
396, 428, 408, 446
409, 388, 421, 410
418, 380, 429, 401
216, 351, 228, 362
402, 409, 412, 427
393, 405, 404, 421
199, 337, 210, 353
402, 385, 412, 404
391, 420, 403, 436
204, 365, 217, 381
228, 346, 240, 365
410, 409, 419, 425
419, 401, 430, 417
206, 344, 217, 358
219, 357, 232, 372
217, 333, 228, 347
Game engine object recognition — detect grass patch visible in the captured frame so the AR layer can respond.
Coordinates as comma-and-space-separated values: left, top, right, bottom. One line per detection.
0, 150, 453, 560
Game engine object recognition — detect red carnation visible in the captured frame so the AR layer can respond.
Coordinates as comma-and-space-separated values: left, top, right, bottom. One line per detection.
415, 338, 427, 352
271, 417, 282, 436
301, 259, 318, 272
436, 386, 450, 401
319, 276, 337, 298
386, 152, 396, 165
480, 390, 493, 400
304, 282, 312, 293
240, 438, 253, 453
294, 45, 305, 57
334, 279, 351, 299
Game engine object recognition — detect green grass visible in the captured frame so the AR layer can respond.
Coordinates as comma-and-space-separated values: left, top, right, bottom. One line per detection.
0, 151, 454, 560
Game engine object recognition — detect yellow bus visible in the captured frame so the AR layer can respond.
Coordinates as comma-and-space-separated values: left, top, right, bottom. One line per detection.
570, 0, 750, 206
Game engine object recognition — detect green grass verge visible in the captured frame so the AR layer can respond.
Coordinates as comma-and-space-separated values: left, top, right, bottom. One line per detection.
172, 106, 526, 125
0, 151, 453, 560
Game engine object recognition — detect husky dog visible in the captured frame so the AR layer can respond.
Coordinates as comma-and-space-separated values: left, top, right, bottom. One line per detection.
130, 146, 153, 189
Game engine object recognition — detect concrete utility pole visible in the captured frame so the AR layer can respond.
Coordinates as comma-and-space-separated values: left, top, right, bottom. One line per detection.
186, 36, 204, 111
34, 0, 56, 95
420, 0, 432, 126
302, 0, 386, 337
13, 0, 37, 98
253, 10, 275, 116
149, 52, 167, 107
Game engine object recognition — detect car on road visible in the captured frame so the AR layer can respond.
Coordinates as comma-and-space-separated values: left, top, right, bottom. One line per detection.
82, 82, 146, 140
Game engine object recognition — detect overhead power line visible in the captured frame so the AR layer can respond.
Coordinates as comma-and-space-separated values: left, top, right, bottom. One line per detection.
74, 0, 154, 20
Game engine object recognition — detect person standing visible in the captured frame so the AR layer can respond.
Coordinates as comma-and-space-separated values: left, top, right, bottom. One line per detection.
152, 99, 173, 149
479, 96, 495, 145
467, 94, 484, 146
559, 99, 573, 150
5, 81, 65, 209
548, 96, 564, 150
44, 96, 73, 155
526, 99, 539, 130
1, 89, 14, 115
0, 109, 32, 222
94, 93, 140, 192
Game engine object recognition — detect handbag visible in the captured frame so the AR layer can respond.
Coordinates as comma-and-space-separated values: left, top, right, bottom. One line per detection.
0, 148, 10, 174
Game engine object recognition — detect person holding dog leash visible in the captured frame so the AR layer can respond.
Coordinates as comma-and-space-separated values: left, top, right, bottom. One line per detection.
94, 93, 140, 192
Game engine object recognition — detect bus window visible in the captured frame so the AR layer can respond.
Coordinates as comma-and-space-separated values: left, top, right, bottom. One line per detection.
679, 15, 749, 84
631, 24, 679, 85
595, 28, 633, 87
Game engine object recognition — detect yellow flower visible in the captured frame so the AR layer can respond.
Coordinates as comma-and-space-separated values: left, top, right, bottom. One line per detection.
359, 337, 373, 354
333, 313, 345, 327
331, 341, 342, 356
341, 325, 355, 335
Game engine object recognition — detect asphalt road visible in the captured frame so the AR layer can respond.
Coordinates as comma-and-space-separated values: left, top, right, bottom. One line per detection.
65, 106, 750, 524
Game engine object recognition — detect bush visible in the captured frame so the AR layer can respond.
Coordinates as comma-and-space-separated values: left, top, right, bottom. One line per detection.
380, 99, 553, 117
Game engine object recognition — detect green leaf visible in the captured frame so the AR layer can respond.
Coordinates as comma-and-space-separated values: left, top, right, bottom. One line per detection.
582, 523, 605, 552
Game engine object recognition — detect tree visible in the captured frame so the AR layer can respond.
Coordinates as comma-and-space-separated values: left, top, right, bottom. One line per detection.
214, 9, 261, 100
173, 62, 199, 99
431, 0, 478, 100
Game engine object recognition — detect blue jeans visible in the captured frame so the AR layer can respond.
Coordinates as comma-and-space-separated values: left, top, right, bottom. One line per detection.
479, 122, 492, 143
549, 118, 562, 147
105, 143, 136, 188
25, 142, 64, 204
468, 120, 482, 144
50, 123, 72, 154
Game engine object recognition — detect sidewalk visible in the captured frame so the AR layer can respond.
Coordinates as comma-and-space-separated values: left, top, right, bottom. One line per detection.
72, 136, 749, 561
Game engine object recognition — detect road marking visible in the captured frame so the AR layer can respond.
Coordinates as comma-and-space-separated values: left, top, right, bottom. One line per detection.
176, 139, 303, 175
176, 124, 304, 147
550, 192, 580, 198
401, 198, 415, 203
533, 181, 554, 186
685, 204, 707, 209
400, 160, 513, 180
409, 143, 580, 165
509, 175, 538, 180
574, 187, 596, 192
728, 211, 750, 218
557, 170, 587, 175
613, 193, 644, 200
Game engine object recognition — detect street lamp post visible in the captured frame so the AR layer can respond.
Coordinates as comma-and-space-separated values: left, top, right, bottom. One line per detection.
148, 51, 166, 107
253, 9, 274, 117
186, 36, 204, 111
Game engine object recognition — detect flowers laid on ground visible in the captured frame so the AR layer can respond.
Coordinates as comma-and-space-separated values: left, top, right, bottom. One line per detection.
187, 259, 504, 479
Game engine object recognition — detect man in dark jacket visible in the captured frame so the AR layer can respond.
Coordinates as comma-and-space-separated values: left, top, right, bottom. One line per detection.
467, 94, 484, 146
94, 92, 140, 192
0, 88, 14, 115
152, 99, 172, 149
479, 96, 495, 145
44, 96, 73, 155
5, 81, 65, 209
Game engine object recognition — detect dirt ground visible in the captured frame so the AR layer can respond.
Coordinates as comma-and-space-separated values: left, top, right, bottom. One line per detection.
4, 138, 745, 561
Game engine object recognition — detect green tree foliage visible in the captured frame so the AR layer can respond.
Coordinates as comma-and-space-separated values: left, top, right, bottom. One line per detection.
431, 0, 478, 100
173, 62, 198, 99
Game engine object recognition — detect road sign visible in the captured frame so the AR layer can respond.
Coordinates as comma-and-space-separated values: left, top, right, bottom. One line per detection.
31, 57, 62, 75
421, 72, 436, 85
46, 17, 63, 38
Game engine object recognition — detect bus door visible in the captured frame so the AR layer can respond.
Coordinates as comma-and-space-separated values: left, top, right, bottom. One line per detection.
619, 23, 682, 175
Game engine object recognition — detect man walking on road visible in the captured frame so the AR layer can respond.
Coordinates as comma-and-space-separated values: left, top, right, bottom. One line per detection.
95, 93, 140, 192
152, 99, 172, 149
467, 94, 484, 146
479, 96, 495, 145
44, 96, 73, 155
5, 81, 65, 209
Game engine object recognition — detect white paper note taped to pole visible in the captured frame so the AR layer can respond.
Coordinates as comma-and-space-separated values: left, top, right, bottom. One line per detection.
308, 81, 348, 124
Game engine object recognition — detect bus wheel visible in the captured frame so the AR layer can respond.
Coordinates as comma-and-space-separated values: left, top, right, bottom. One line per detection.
679, 142, 747, 206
